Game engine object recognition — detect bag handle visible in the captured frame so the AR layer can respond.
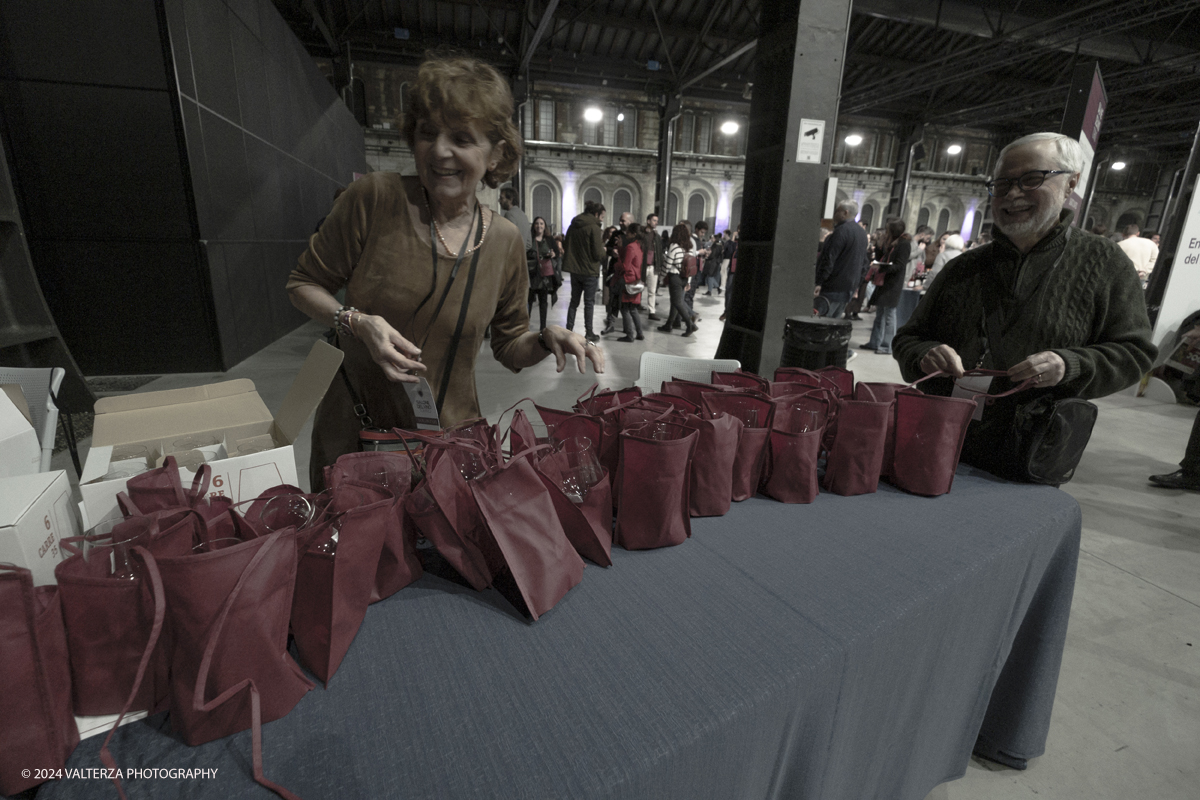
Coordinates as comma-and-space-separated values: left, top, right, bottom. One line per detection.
575, 383, 600, 406
186, 462, 212, 505
911, 369, 1034, 399
192, 532, 308, 800
99, 546, 165, 800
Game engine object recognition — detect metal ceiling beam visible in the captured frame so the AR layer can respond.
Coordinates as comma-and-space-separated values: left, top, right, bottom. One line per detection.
303, 0, 339, 53
677, 0, 729, 82
519, 0, 560, 76
842, 0, 1200, 114
678, 40, 757, 92
852, 0, 1196, 67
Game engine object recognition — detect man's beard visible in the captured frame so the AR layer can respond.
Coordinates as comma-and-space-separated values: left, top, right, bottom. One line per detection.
994, 203, 1060, 241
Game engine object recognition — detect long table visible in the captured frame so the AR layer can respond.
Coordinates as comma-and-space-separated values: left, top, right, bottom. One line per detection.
36, 466, 1080, 800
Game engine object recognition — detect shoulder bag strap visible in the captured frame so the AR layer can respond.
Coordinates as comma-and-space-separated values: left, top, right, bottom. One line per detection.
435, 241, 483, 413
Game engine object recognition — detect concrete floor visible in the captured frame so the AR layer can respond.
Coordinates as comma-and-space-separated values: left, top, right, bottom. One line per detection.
55, 288, 1200, 799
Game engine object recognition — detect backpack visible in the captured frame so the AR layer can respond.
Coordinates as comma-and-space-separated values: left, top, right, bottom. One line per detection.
682, 252, 699, 278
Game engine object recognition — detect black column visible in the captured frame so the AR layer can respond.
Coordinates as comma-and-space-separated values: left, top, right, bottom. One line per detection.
716, 0, 853, 374
655, 95, 680, 218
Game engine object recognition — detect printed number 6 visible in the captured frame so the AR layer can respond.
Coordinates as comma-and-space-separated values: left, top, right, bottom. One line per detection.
212, 474, 224, 488
44, 514, 51, 530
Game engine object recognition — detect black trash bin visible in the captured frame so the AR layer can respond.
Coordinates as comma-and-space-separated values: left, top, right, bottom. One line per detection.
780, 316, 853, 370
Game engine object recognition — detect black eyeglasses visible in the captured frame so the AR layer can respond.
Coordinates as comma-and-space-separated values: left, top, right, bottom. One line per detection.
985, 169, 1071, 197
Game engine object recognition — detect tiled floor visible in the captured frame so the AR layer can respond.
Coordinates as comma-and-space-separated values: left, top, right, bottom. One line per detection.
54, 288, 1200, 799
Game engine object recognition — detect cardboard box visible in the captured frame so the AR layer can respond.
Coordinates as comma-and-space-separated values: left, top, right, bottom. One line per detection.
0, 470, 80, 585
79, 341, 343, 526
0, 385, 42, 478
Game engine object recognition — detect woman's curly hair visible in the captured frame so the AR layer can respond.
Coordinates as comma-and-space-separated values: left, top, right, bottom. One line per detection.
401, 55, 524, 188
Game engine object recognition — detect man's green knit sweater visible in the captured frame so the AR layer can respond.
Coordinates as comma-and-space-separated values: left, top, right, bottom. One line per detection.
893, 211, 1157, 399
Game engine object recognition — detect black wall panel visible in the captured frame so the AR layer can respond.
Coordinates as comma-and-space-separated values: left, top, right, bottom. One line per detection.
0, 0, 366, 374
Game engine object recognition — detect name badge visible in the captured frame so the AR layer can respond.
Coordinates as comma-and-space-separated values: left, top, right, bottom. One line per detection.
402, 378, 441, 430
952, 375, 993, 422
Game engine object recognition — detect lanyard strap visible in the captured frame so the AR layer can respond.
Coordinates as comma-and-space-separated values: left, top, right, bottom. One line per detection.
412, 204, 483, 351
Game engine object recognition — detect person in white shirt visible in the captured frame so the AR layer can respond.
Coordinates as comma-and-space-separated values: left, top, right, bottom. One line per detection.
1116, 224, 1158, 281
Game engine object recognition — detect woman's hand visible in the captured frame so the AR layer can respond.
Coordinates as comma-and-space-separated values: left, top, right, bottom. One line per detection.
541, 325, 605, 375
919, 344, 965, 378
1007, 351, 1066, 387
356, 315, 426, 383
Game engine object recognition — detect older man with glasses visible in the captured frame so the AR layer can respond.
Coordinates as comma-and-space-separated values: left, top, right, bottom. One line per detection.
892, 132, 1156, 480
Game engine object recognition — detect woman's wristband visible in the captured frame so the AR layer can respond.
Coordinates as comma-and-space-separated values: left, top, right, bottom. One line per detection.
537, 329, 553, 352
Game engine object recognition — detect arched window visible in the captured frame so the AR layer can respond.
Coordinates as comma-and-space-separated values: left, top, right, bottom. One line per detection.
731, 196, 743, 231
687, 193, 706, 226
583, 187, 603, 210
917, 207, 931, 229
667, 192, 681, 226
860, 204, 875, 232
936, 208, 951, 236
613, 188, 632, 221
532, 184, 555, 233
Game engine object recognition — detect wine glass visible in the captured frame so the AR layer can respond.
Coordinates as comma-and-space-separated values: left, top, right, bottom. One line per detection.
559, 437, 602, 487
84, 523, 149, 580
560, 468, 587, 503
790, 406, 822, 434
451, 449, 487, 481
314, 516, 344, 556
191, 537, 244, 553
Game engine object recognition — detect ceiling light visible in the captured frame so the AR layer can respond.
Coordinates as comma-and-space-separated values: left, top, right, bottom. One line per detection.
844, 134, 863, 146
1111, 161, 1127, 170
720, 120, 740, 135
583, 107, 603, 123
947, 144, 962, 155
617, 113, 625, 122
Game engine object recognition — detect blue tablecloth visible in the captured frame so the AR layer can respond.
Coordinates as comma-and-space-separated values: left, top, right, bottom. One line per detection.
36, 467, 1080, 800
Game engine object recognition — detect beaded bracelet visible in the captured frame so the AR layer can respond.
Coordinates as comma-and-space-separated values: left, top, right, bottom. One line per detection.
335, 305, 361, 338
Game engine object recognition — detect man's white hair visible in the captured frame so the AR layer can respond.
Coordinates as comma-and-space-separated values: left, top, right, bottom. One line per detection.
998, 132, 1085, 175
944, 233, 965, 251
836, 200, 858, 216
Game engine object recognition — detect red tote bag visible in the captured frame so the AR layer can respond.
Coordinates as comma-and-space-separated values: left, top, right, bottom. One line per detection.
822, 396, 892, 496
54, 512, 203, 717
154, 531, 314, 747
701, 391, 775, 502
534, 454, 613, 567
469, 451, 585, 620
291, 498, 390, 685
118, 456, 213, 516
680, 413, 742, 517
0, 565, 79, 797
661, 378, 727, 407
640, 392, 702, 415
614, 422, 699, 549
761, 404, 824, 504
855, 382, 907, 477
890, 370, 1032, 497
711, 369, 769, 391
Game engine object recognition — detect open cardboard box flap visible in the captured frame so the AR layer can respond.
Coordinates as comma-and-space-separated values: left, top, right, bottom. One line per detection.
91, 342, 343, 448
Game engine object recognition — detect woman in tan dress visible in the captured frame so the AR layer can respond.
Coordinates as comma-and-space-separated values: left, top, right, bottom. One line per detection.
287, 57, 605, 488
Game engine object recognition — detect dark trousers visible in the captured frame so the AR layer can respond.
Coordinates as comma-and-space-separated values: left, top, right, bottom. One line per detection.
620, 304, 644, 338
566, 274, 598, 334
527, 292, 548, 330
666, 273, 693, 329
1182, 411, 1200, 475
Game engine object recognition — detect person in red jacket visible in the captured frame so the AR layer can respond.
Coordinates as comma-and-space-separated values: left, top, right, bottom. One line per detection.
615, 224, 646, 342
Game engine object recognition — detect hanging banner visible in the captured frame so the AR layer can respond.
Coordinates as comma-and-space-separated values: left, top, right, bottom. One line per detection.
1152, 175, 1200, 353
1060, 63, 1107, 222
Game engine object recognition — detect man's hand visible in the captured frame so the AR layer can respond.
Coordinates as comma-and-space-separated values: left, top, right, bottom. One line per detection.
357, 315, 426, 383
919, 344, 965, 378
541, 325, 606, 375
813, 286, 822, 297
1007, 351, 1066, 387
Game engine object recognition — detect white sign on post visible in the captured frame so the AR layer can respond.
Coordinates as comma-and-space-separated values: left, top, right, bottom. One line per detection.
796, 119, 825, 163
1153, 175, 1200, 354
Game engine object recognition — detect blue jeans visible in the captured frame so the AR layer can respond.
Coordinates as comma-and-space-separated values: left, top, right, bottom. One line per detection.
866, 305, 897, 353
566, 274, 599, 335
821, 290, 851, 319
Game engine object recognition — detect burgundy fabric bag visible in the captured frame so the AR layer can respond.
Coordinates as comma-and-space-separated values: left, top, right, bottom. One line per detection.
890, 370, 1032, 497
680, 413, 742, 517
508, 408, 542, 454
614, 422, 699, 549
575, 384, 643, 413
822, 396, 892, 496
327, 453, 421, 602
469, 451, 585, 620
534, 455, 613, 567
761, 405, 824, 504
701, 391, 775, 501
855, 382, 908, 477
661, 378, 725, 407
815, 366, 855, 397
291, 498, 390, 685
774, 366, 851, 397
711, 369, 769, 391
54, 512, 203, 717
640, 392, 702, 415
404, 443, 503, 591
117, 456, 213, 516
0, 565, 79, 797
154, 531, 315, 747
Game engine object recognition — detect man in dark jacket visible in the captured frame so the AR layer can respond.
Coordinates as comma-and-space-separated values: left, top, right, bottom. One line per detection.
563, 200, 606, 343
893, 132, 1156, 479
815, 200, 870, 319
643, 212, 664, 319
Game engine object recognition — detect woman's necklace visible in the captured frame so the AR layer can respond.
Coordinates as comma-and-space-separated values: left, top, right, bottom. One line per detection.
425, 190, 488, 257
